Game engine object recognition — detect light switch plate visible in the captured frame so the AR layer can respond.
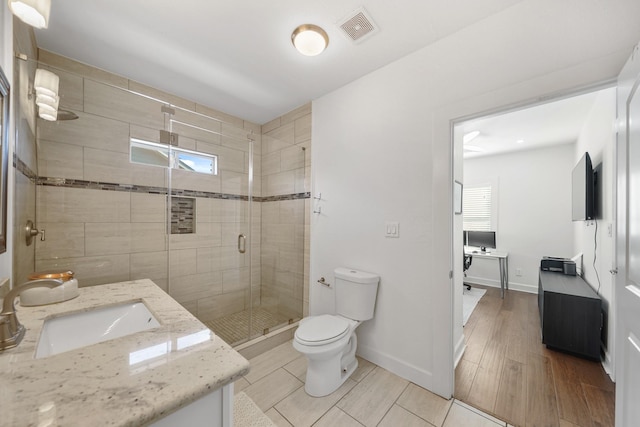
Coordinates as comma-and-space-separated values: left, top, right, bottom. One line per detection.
385, 221, 399, 238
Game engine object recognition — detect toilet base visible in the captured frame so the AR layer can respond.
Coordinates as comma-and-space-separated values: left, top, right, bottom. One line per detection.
297, 333, 359, 397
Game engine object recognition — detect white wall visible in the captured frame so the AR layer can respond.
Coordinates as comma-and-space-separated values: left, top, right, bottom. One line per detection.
311, 0, 640, 397
0, 6, 13, 288
573, 88, 617, 373
464, 144, 575, 293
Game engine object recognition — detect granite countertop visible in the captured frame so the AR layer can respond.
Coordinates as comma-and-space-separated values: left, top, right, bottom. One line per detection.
0, 279, 250, 427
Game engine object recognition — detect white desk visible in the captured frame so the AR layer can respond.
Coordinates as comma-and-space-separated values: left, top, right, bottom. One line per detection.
464, 249, 509, 298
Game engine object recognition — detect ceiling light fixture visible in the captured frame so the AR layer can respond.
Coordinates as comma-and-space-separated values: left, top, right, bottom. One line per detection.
291, 24, 329, 56
516, 139, 525, 144
8, 0, 51, 29
463, 130, 480, 144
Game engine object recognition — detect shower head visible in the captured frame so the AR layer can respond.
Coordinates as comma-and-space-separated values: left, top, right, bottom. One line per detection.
57, 110, 79, 121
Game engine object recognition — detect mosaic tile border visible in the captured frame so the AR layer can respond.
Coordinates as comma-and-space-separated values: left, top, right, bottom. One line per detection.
34, 176, 309, 202
14, 155, 38, 183
16, 153, 309, 202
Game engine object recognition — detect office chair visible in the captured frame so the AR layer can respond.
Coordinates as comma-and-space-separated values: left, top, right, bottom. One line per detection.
463, 254, 473, 290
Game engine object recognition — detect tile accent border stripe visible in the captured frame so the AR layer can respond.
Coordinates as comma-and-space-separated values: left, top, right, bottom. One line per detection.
14, 155, 38, 183
34, 176, 309, 202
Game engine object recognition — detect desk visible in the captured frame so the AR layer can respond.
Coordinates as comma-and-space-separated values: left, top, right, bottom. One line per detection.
464, 249, 509, 298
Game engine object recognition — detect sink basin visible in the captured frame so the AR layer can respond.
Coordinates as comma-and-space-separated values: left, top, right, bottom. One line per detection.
35, 301, 161, 358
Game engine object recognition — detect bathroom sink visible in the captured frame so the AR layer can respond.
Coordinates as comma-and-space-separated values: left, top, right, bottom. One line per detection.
35, 301, 161, 358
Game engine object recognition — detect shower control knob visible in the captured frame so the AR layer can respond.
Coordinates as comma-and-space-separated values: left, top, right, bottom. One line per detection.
25, 220, 45, 246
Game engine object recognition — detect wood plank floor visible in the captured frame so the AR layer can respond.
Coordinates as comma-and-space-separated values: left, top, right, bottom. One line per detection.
455, 286, 615, 427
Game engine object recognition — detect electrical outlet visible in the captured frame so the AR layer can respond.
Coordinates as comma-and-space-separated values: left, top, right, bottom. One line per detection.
516, 268, 522, 277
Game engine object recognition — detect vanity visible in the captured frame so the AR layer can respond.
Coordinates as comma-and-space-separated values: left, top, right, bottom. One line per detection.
0, 279, 250, 427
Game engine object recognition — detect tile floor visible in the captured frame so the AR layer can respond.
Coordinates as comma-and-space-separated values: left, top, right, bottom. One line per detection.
235, 340, 514, 427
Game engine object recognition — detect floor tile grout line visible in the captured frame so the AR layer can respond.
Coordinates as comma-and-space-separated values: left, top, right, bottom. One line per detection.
441, 398, 456, 427
271, 406, 292, 427
389, 382, 441, 427
337, 408, 366, 427
454, 400, 508, 426
373, 382, 412, 427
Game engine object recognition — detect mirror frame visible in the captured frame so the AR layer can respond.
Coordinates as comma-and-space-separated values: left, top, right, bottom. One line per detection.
0, 66, 9, 254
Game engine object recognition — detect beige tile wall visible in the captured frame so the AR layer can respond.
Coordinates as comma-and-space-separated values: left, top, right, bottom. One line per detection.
29, 50, 310, 334
12, 21, 39, 286
34, 52, 260, 325
261, 104, 311, 319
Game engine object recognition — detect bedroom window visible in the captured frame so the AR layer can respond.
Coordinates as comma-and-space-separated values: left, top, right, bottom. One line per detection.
463, 184, 492, 231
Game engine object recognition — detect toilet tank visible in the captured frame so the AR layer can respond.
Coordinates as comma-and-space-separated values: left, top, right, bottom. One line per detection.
334, 267, 380, 321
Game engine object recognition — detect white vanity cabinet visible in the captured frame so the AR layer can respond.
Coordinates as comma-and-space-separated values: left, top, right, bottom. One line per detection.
151, 384, 234, 427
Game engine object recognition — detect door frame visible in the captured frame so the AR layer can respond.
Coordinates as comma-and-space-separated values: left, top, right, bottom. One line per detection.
614, 41, 640, 426
449, 80, 618, 395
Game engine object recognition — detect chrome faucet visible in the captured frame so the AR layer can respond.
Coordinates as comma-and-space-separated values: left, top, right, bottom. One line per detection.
0, 279, 64, 351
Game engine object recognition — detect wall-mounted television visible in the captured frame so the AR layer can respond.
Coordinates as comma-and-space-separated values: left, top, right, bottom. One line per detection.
572, 152, 595, 221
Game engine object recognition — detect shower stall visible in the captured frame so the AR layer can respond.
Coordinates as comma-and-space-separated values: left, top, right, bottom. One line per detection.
13, 53, 309, 346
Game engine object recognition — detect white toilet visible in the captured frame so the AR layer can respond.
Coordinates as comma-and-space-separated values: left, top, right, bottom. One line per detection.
293, 267, 379, 397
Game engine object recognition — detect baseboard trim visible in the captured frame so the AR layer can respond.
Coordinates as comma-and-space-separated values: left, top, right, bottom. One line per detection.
464, 277, 538, 294
454, 335, 466, 368
601, 347, 614, 381
357, 343, 434, 393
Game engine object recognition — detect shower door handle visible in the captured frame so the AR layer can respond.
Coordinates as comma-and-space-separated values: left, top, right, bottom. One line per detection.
238, 234, 246, 254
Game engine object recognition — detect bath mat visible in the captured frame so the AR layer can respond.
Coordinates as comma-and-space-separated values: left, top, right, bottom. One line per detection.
463, 287, 486, 326
234, 391, 276, 427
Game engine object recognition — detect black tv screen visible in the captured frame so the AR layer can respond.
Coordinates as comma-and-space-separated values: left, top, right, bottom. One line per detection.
572, 152, 595, 221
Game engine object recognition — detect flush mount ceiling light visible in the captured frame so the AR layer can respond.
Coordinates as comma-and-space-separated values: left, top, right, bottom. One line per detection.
8, 0, 51, 29
291, 24, 329, 56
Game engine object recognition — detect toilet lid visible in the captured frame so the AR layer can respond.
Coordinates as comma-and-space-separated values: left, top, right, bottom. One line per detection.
295, 315, 350, 346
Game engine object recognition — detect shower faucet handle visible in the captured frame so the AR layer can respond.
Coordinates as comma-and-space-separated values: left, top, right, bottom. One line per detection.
25, 220, 45, 246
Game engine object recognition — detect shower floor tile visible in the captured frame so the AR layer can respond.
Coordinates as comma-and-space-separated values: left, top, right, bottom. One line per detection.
203, 307, 293, 346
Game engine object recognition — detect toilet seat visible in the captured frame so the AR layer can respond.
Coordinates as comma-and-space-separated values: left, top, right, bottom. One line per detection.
295, 315, 350, 346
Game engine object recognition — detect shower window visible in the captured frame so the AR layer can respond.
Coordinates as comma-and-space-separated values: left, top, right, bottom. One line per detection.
130, 138, 218, 175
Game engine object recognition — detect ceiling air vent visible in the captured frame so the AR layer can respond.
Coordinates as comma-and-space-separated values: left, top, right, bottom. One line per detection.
338, 7, 379, 43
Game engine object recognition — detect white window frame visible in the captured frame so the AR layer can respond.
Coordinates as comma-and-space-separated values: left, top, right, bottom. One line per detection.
130, 138, 218, 175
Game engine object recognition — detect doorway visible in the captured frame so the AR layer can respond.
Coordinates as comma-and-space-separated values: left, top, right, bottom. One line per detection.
452, 87, 617, 425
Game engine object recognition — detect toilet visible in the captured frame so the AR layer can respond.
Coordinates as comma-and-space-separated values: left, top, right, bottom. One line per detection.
293, 267, 379, 397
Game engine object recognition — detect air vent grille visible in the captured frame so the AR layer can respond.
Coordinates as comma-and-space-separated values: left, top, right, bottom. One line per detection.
338, 8, 378, 43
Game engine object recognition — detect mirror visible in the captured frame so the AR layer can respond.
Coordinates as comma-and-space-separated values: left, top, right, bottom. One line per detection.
0, 66, 9, 254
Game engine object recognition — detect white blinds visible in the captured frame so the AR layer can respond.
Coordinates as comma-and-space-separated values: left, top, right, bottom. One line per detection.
463, 185, 492, 231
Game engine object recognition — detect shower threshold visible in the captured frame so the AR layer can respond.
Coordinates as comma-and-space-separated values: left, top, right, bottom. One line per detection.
202, 307, 297, 347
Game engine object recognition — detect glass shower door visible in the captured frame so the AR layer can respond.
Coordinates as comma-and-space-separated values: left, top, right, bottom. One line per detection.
164, 107, 254, 346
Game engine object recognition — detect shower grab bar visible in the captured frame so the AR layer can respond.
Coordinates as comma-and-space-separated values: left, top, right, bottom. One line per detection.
238, 234, 246, 254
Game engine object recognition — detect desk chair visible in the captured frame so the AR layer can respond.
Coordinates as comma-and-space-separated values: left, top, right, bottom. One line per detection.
463, 254, 473, 290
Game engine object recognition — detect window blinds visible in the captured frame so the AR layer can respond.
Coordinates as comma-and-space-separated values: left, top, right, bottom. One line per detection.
463, 185, 492, 231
